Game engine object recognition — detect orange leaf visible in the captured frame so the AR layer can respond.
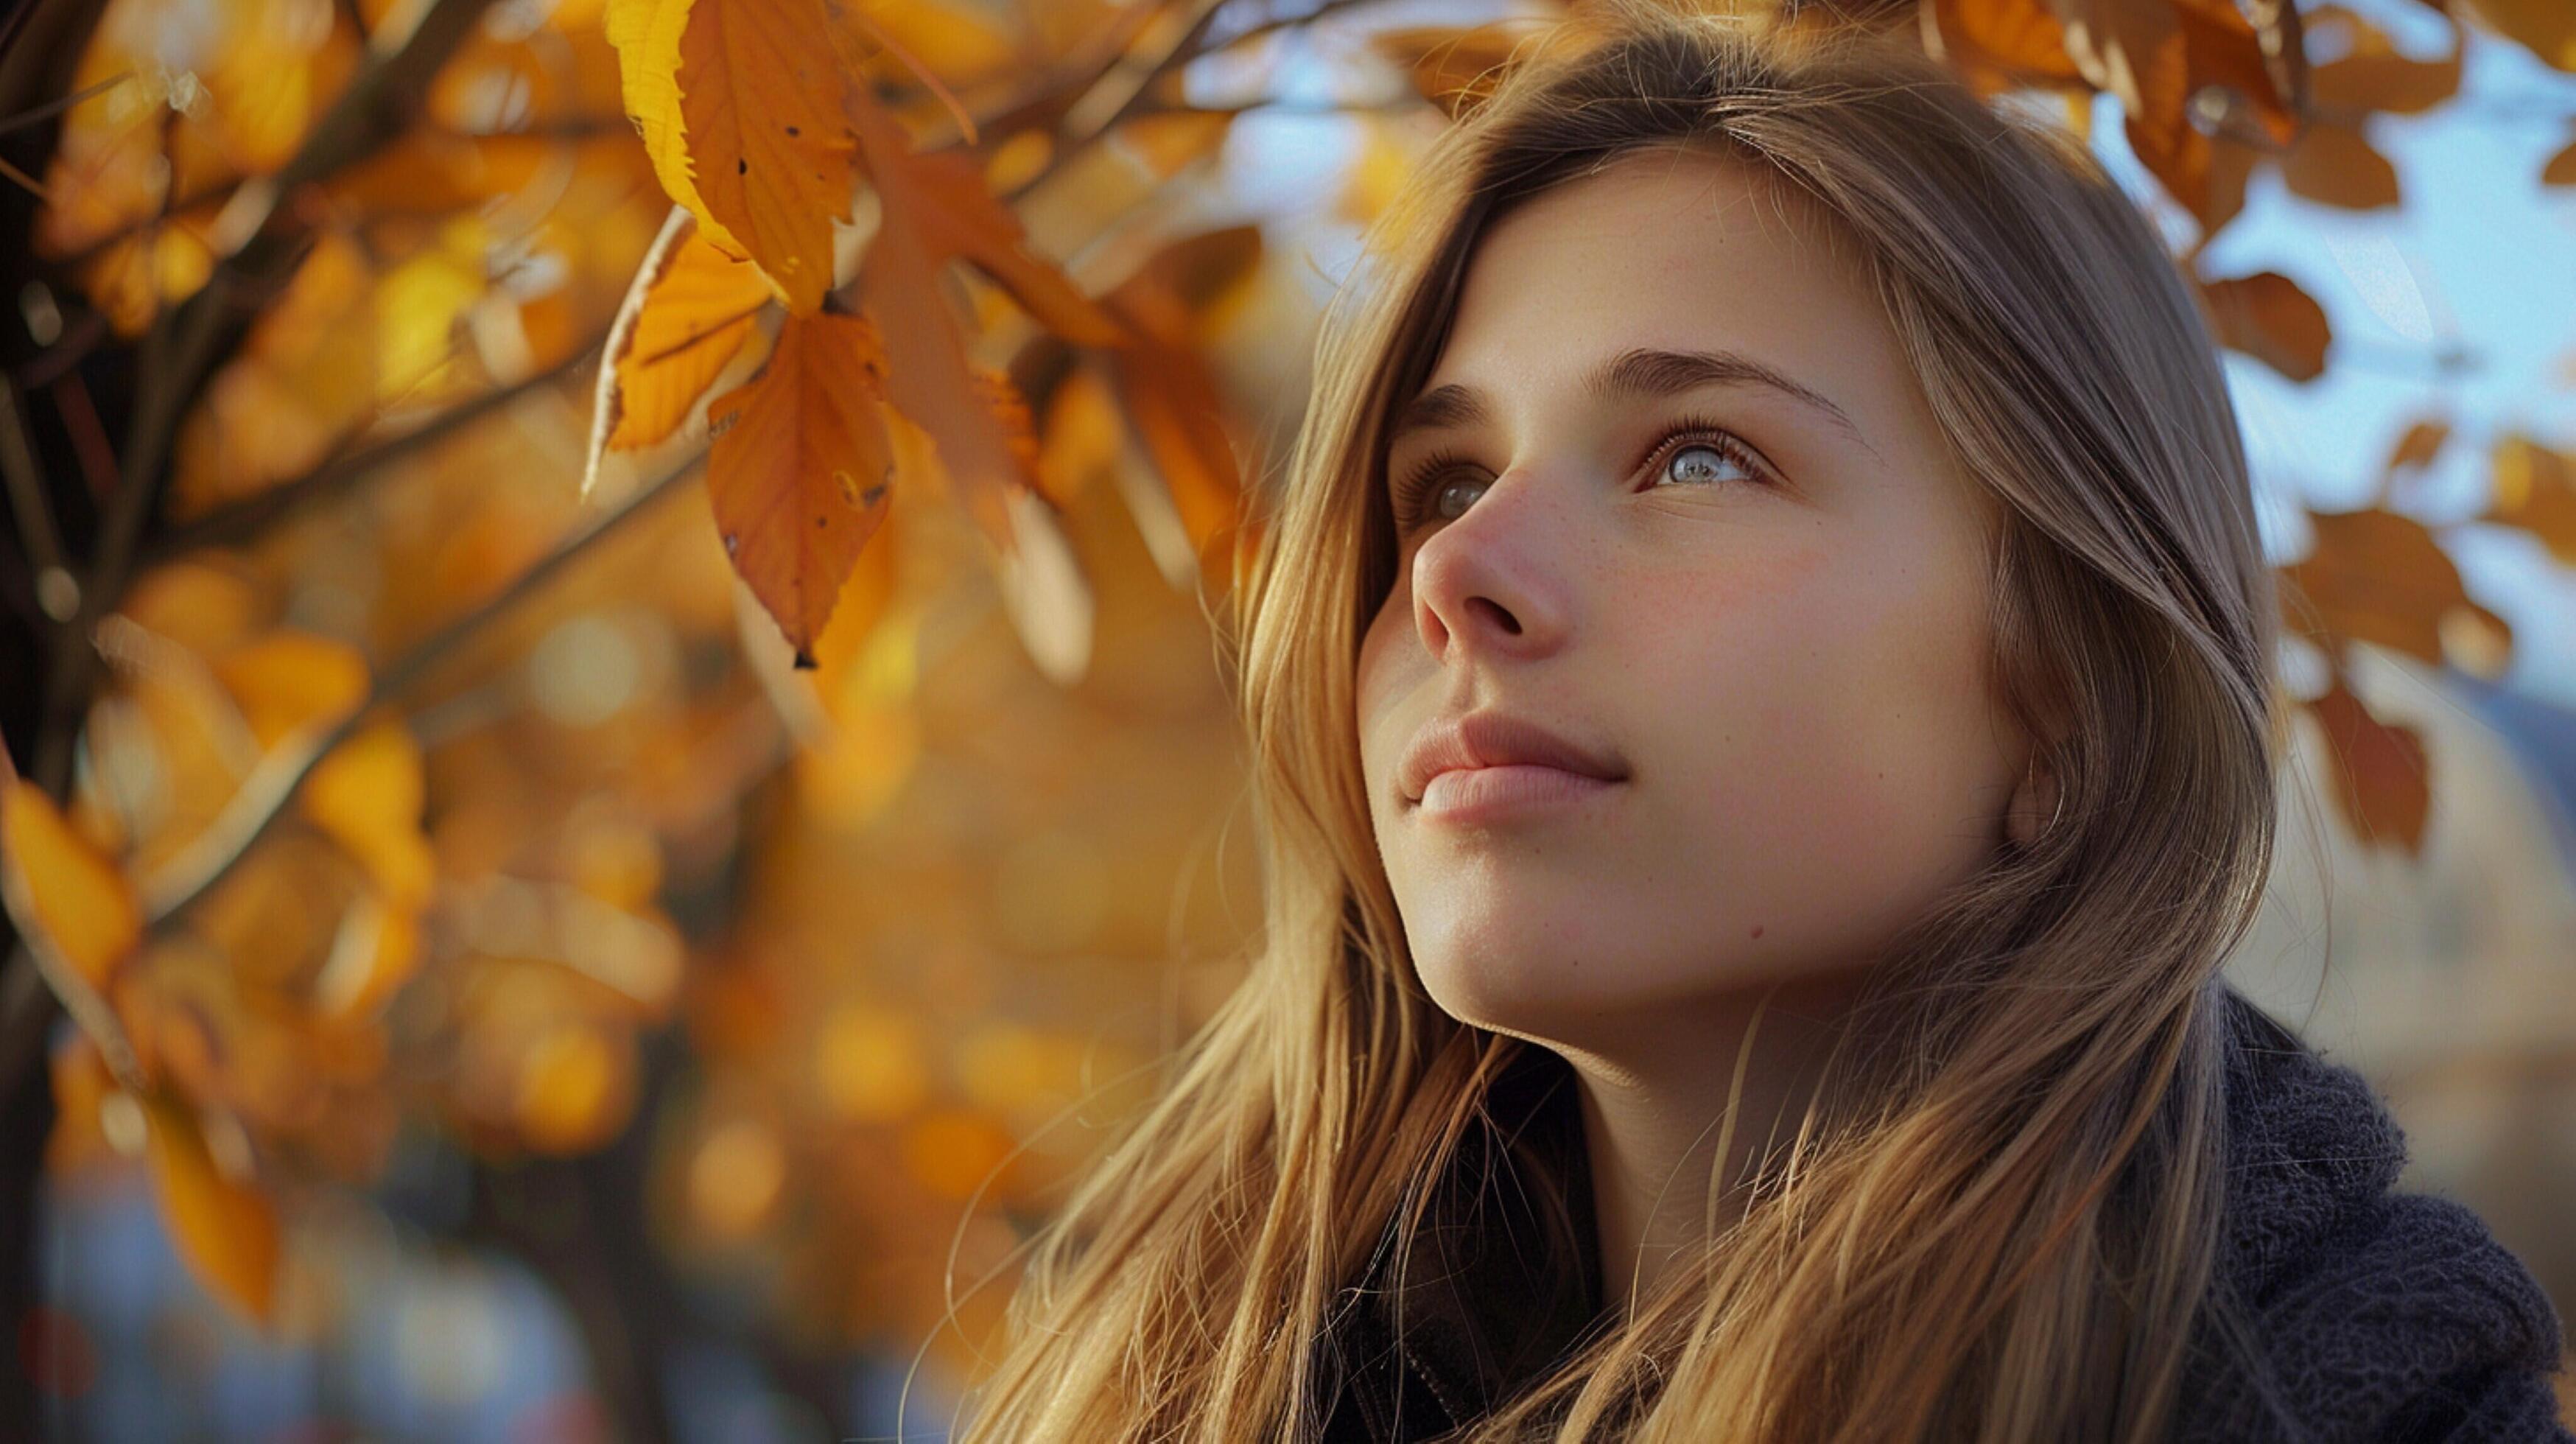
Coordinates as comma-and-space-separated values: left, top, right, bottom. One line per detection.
2278, 122, 2401, 210
2309, 5, 2460, 116
2384, 418, 2451, 475
2280, 507, 2511, 668
606, 221, 773, 451
2459, 0, 2576, 72
1, 779, 140, 989
141, 1093, 281, 1325
2545, 138, 2576, 187
2485, 434, 2576, 565
2201, 270, 2331, 382
2306, 672, 2429, 854
676, 0, 854, 312
706, 312, 898, 666
840, 87, 1123, 347
1100, 232, 1254, 583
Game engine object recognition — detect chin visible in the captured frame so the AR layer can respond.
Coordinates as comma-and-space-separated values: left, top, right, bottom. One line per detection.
1405, 912, 1635, 1029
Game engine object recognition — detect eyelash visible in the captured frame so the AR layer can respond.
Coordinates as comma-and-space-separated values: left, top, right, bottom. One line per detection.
1386, 412, 1774, 532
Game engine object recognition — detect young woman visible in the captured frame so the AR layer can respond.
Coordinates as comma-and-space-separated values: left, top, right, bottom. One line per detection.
955, 1, 2571, 1439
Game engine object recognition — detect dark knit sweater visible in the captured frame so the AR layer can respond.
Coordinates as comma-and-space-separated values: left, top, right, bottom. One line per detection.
1311, 986, 2571, 1441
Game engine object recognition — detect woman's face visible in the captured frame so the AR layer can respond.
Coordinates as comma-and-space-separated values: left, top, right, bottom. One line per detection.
1355, 147, 2027, 1048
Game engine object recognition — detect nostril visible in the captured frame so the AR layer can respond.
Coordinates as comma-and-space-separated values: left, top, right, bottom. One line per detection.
1467, 597, 1521, 635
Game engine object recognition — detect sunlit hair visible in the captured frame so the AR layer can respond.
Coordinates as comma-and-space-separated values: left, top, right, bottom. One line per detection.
954, 0, 2285, 1438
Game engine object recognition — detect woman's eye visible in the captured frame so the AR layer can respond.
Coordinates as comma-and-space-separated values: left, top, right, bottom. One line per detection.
1429, 477, 1486, 522
1662, 441, 1751, 487
1390, 422, 1770, 533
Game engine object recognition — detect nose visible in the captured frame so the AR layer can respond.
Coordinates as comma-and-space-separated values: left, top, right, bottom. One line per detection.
1409, 471, 1572, 665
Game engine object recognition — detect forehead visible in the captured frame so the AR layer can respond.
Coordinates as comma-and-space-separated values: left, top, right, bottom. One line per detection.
1401, 147, 1914, 444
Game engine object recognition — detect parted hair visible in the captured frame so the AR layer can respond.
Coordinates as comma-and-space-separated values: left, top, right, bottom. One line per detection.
954, 1, 2286, 1439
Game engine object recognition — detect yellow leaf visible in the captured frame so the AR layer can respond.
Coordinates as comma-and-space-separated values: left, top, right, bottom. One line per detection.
675, 0, 854, 312
376, 228, 487, 402
706, 312, 898, 666
212, 633, 369, 746
2486, 434, 2576, 565
1, 780, 141, 989
606, 224, 773, 450
607, 0, 745, 254
141, 1093, 281, 1325
302, 719, 436, 911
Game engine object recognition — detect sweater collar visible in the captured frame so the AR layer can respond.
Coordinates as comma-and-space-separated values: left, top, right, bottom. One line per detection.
1350, 986, 2408, 1432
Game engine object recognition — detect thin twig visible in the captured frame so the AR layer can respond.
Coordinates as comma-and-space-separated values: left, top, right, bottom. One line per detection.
142, 334, 607, 564
0, 377, 71, 619
138, 451, 703, 933
0, 68, 128, 137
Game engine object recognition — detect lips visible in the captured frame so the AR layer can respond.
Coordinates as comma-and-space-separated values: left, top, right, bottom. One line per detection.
1397, 710, 1629, 805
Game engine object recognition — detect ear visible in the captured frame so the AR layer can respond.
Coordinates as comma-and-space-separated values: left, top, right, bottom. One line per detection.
2005, 749, 2062, 849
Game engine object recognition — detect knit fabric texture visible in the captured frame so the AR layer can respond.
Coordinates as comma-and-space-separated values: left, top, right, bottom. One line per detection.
1310, 986, 2572, 1441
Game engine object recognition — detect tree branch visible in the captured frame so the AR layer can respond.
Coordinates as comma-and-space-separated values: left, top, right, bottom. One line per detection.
137, 451, 703, 933
26, 0, 502, 796
140, 336, 607, 565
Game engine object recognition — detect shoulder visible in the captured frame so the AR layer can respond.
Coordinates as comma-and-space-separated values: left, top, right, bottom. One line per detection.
2177, 990, 2573, 1443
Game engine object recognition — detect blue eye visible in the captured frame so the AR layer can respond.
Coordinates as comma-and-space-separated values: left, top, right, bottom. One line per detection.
1385, 413, 1775, 533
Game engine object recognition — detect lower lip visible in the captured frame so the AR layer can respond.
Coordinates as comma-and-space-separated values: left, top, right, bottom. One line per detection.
1414, 765, 1621, 822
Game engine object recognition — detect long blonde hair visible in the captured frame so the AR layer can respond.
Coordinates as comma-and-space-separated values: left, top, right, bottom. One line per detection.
955, 2, 2285, 1439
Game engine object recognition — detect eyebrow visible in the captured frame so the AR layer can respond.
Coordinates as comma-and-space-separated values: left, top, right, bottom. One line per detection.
1386, 346, 1873, 456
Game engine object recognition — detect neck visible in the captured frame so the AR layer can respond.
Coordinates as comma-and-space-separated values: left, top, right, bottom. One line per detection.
1558, 967, 1873, 1317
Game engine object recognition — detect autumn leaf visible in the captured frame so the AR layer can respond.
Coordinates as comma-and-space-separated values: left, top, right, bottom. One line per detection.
1100, 228, 1258, 588
211, 632, 370, 746
608, 0, 743, 256
601, 211, 775, 455
2374, 417, 2450, 506
2485, 434, 2576, 565
1, 779, 141, 989
2460, 0, 2576, 73
1930, 0, 2086, 97
2279, 507, 2512, 669
2200, 270, 2331, 382
2306, 670, 2429, 854
2545, 138, 2576, 186
706, 312, 899, 666
2309, 4, 2461, 116
141, 1092, 283, 1325
673, 0, 854, 312
2278, 121, 2401, 210
840, 86, 1123, 348
836, 85, 1120, 555
303, 718, 436, 912
2058, 0, 2295, 236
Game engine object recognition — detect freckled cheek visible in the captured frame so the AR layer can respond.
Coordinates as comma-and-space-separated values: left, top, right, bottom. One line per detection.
1625, 551, 1933, 850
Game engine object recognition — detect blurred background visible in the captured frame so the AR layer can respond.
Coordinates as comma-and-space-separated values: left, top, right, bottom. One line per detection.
0, 0, 2569, 1438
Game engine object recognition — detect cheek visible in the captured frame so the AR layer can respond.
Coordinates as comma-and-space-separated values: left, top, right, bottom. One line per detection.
1353, 589, 1420, 790
1634, 539, 2003, 914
